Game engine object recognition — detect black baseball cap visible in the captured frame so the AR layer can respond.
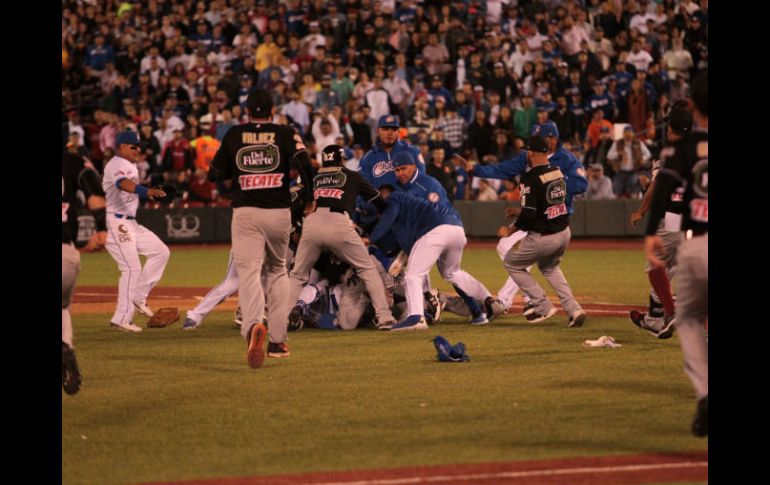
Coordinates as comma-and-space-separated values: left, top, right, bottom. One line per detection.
523, 135, 549, 153
665, 107, 693, 135
321, 144, 346, 166
246, 89, 273, 118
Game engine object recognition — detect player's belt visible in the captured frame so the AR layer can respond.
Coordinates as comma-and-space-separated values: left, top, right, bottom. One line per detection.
329, 207, 350, 217
112, 213, 135, 220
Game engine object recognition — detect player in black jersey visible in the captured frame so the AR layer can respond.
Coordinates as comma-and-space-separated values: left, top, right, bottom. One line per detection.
62, 153, 108, 395
644, 72, 708, 437
210, 89, 315, 368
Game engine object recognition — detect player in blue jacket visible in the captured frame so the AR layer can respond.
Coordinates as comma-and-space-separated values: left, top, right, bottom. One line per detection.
460, 121, 588, 314
366, 187, 493, 330
358, 114, 425, 189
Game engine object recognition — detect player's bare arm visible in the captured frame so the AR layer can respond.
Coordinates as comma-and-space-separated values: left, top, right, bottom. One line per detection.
117, 178, 166, 200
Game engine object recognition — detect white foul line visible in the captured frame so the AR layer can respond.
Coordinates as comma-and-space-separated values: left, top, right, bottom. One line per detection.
300, 461, 708, 485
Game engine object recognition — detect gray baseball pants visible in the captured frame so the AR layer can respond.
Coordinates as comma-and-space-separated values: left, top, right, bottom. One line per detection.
289, 208, 394, 325
503, 227, 582, 319
232, 207, 292, 345
62, 242, 81, 347
674, 234, 708, 399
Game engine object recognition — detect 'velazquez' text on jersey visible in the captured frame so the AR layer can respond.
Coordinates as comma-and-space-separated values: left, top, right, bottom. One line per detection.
211, 123, 311, 208
516, 165, 570, 234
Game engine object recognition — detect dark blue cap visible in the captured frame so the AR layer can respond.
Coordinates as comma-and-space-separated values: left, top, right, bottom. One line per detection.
392, 151, 416, 168
116, 130, 142, 146
378, 114, 400, 128
531, 121, 559, 139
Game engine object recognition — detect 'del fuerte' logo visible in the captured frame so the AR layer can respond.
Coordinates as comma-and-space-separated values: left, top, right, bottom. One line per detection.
236, 144, 280, 173
373, 161, 392, 177
165, 213, 201, 239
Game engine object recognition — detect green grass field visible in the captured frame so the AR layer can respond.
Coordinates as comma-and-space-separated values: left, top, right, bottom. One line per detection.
63, 246, 707, 485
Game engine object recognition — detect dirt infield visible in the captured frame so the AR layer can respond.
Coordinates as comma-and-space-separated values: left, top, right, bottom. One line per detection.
136, 451, 707, 485
72, 286, 645, 317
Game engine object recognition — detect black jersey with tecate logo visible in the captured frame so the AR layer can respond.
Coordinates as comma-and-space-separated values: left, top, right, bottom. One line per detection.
211, 123, 305, 209
660, 129, 708, 233
313, 166, 379, 215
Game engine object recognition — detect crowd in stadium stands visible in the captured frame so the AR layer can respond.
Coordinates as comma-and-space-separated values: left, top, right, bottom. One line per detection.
62, 0, 707, 206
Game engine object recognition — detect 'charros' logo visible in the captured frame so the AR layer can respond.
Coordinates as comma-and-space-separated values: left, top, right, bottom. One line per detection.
428, 192, 440, 203
165, 213, 201, 239
117, 223, 132, 243
236, 144, 280, 173
373, 161, 392, 177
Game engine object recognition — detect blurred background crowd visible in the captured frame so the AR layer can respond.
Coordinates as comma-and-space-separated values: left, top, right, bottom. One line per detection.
62, 0, 707, 206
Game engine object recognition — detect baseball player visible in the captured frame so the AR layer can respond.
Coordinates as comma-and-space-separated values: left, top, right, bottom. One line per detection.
459, 122, 588, 318
358, 115, 425, 189
628, 103, 692, 339
210, 89, 315, 368
502, 135, 586, 327
287, 144, 397, 330
367, 187, 493, 330
102, 131, 170, 333
62, 152, 108, 395
644, 72, 708, 437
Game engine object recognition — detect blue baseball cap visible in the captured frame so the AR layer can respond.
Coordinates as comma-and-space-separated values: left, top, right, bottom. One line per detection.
115, 130, 143, 147
392, 151, 416, 168
531, 122, 559, 140
378, 114, 400, 128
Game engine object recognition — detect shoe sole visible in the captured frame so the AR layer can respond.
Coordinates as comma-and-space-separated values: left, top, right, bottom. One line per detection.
657, 321, 676, 339
470, 318, 489, 326
527, 308, 558, 323
629, 311, 661, 337
390, 322, 429, 331
110, 322, 142, 333
268, 350, 291, 358
522, 306, 535, 316
568, 312, 587, 328
247, 323, 267, 369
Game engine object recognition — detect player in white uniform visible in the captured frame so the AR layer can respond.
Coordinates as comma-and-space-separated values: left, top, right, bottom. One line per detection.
102, 131, 170, 332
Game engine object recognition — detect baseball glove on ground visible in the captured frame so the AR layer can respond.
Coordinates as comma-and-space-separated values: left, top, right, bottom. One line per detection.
432, 336, 470, 362
147, 307, 180, 328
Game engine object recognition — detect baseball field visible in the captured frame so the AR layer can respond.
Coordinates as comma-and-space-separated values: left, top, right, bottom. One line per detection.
62, 240, 707, 485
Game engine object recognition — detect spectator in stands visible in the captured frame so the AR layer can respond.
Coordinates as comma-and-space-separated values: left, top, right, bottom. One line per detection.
162, 128, 194, 184
586, 109, 614, 149
467, 109, 494, 161
513, 95, 537, 140
426, 147, 455, 200
607, 126, 651, 198
584, 164, 616, 200
498, 178, 521, 202
476, 179, 498, 202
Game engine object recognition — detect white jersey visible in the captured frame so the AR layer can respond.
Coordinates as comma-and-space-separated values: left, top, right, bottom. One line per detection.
102, 155, 141, 217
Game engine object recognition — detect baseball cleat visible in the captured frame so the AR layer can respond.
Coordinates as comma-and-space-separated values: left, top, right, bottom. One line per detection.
182, 317, 199, 330
691, 395, 708, 437
484, 296, 505, 320
628, 310, 660, 337
233, 306, 243, 328
389, 315, 428, 331
62, 342, 81, 395
522, 301, 536, 316
133, 301, 154, 318
246, 322, 267, 369
110, 321, 143, 332
567, 310, 587, 328
470, 314, 489, 325
288, 304, 305, 331
526, 307, 558, 323
267, 342, 291, 358
657, 314, 676, 339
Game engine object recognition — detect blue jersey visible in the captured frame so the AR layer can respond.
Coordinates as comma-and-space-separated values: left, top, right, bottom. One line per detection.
369, 192, 462, 254
473, 147, 588, 214
454, 166, 469, 200
358, 140, 425, 189
397, 171, 456, 213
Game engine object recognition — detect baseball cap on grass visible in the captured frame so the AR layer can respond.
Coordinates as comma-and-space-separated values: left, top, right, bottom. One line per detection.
378, 114, 400, 128
523, 135, 549, 153
392, 151, 416, 168
246, 89, 273, 118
